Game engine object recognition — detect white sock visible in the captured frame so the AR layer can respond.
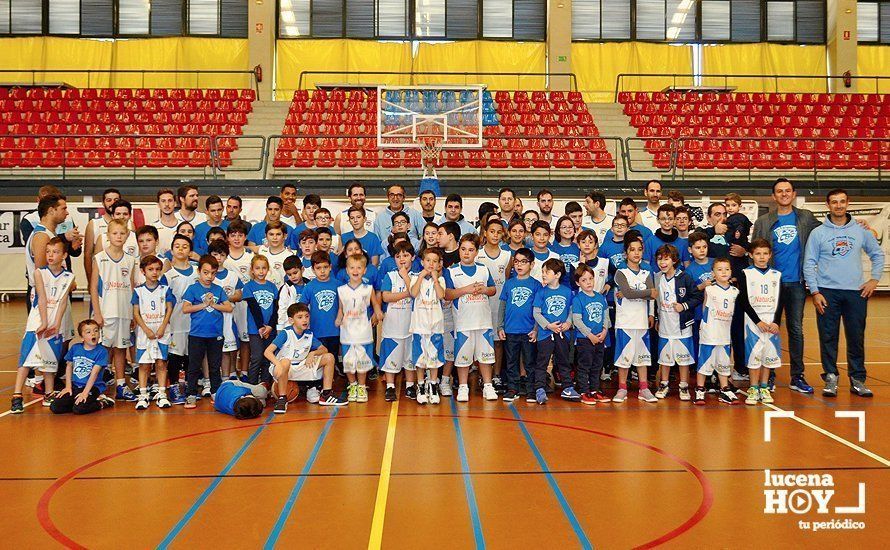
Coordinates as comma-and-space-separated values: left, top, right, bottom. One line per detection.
405, 382, 414, 388
117, 378, 126, 386
139, 387, 148, 396
386, 383, 395, 389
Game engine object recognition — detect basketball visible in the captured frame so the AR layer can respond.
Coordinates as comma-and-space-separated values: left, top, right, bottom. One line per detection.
286, 380, 300, 403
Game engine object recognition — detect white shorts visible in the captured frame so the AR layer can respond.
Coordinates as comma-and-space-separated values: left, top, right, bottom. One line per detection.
101, 318, 132, 349
657, 336, 696, 366
169, 331, 189, 357
443, 328, 455, 363
380, 336, 413, 373
271, 354, 323, 381
745, 327, 782, 370
234, 302, 250, 343
454, 329, 495, 368
412, 333, 445, 370
342, 343, 376, 374
613, 329, 651, 368
222, 313, 238, 352
698, 344, 731, 376
19, 332, 63, 372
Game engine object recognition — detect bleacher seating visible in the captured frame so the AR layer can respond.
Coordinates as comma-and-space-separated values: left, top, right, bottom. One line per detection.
619, 91, 890, 170
0, 87, 256, 169
273, 89, 615, 170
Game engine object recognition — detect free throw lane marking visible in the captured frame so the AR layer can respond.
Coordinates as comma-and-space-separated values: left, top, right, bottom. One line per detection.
449, 398, 486, 549
368, 399, 399, 550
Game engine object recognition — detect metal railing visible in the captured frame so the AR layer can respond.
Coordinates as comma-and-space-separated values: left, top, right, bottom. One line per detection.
614, 74, 890, 101
0, 69, 260, 94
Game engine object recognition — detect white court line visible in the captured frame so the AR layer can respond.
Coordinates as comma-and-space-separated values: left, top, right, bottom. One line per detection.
803, 362, 890, 366
762, 402, 890, 467
0, 397, 41, 418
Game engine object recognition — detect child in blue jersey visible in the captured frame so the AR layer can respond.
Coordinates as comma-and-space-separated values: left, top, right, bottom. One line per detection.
685, 231, 716, 353
181, 255, 233, 408
264, 303, 346, 412
299, 251, 342, 370
550, 216, 581, 266
214, 379, 267, 419
532, 258, 576, 404
132, 255, 175, 410
497, 248, 541, 402
341, 206, 383, 265
51, 320, 115, 415
572, 264, 610, 405
502, 218, 527, 253
276, 255, 305, 331
337, 239, 379, 286
598, 215, 630, 268
645, 204, 691, 267
208, 240, 244, 381
529, 220, 560, 283
242, 254, 279, 385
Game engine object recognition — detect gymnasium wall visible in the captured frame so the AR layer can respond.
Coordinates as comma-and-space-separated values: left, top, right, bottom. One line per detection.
572, 42, 693, 102
701, 44, 828, 93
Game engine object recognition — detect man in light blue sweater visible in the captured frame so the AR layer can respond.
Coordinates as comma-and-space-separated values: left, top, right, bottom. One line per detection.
803, 188, 885, 398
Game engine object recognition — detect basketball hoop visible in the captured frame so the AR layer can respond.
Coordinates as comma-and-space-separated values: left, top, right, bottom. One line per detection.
420, 138, 443, 165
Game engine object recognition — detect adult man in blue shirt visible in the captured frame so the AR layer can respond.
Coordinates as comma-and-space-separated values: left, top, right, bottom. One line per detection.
803, 188, 884, 398
373, 184, 425, 245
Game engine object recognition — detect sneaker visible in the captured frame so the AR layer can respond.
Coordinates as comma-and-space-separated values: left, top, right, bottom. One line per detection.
201, 386, 211, 398
745, 386, 761, 405
416, 383, 428, 405
135, 394, 150, 410
367, 369, 379, 381
693, 387, 706, 405
718, 386, 738, 405
789, 376, 814, 394
679, 386, 691, 401
384, 386, 397, 402
638, 388, 658, 403
526, 392, 537, 403
612, 388, 628, 403
850, 379, 874, 398
600, 370, 612, 381
482, 384, 498, 401
10, 396, 24, 414
116, 385, 138, 402
731, 370, 750, 382
274, 396, 287, 414
759, 387, 774, 404
357, 385, 369, 403
502, 389, 518, 402
347, 383, 358, 402
184, 395, 197, 409
42, 392, 57, 407
405, 385, 418, 400
428, 382, 441, 404
440, 377, 453, 397
591, 391, 610, 403
655, 382, 670, 399
518, 375, 529, 395
822, 373, 838, 397
32, 379, 46, 395
535, 387, 548, 405
97, 394, 115, 408
306, 387, 321, 404
169, 385, 186, 405
228, 373, 238, 381
492, 376, 505, 394
560, 386, 581, 402
319, 390, 348, 406
580, 392, 598, 406
156, 393, 172, 408
456, 385, 470, 402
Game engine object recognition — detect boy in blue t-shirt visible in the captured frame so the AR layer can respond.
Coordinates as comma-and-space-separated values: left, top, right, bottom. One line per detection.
532, 258, 576, 404
571, 264, 610, 405
497, 248, 541, 402
242, 255, 280, 385
51, 320, 115, 415
214, 379, 267, 419
684, 232, 715, 347
181, 255, 233, 408
299, 251, 342, 367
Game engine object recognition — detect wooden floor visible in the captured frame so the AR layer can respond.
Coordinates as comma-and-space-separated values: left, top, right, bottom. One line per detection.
1, 297, 888, 549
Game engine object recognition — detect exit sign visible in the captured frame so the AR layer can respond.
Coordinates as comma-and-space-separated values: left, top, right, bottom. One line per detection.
557, 55, 567, 62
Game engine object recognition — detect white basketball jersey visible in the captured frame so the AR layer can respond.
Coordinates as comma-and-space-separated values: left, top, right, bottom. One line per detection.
381, 271, 413, 339
90, 216, 109, 245
410, 275, 445, 335
95, 250, 136, 319
25, 224, 54, 288
275, 327, 315, 366
582, 214, 614, 245
258, 245, 293, 289
276, 283, 302, 329
699, 284, 739, 345
448, 263, 494, 332
586, 257, 610, 293
530, 250, 560, 283
133, 283, 173, 345
656, 273, 690, 338
100, 231, 138, 258
175, 210, 207, 225
743, 266, 781, 327
614, 266, 654, 330
165, 265, 196, 335
26, 267, 75, 332
338, 282, 374, 344
225, 250, 255, 284
151, 219, 179, 256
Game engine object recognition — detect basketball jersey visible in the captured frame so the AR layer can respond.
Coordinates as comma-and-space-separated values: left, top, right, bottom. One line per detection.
225, 250, 254, 285
530, 249, 560, 283
90, 216, 110, 245
583, 214, 614, 245
338, 282, 374, 345
447, 263, 494, 332
132, 283, 174, 349
100, 231, 138, 258
380, 271, 413, 339
95, 250, 136, 319
258, 245, 294, 289
699, 284, 739, 345
165, 265, 196, 337
26, 267, 75, 332
656, 273, 690, 338
274, 327, 316, 366
25, 224, 54, 288
276, 282, 303, 329
742, 266, 781, 328
175, 210, 207, 226
614, 266, 653, 330
151, 218, 179, 256
586, 257, 610, 294
410, 274, 445, 335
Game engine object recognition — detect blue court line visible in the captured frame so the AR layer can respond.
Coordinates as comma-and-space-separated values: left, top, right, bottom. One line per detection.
263, 408, 339, 549
508, 404, 592, 550
157, 412, 276, 549
449, 398, 486, 549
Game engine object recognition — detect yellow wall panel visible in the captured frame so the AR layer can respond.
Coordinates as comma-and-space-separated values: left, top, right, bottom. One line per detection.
572, 42, 693, 102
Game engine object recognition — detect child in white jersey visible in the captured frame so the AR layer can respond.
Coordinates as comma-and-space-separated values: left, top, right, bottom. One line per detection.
209, 240, 244, 380
444, 234, 498, 402
336, 254, 383, 403
380, 241, 417, 402
477, 219, 511, 393
13, 238, 76, 412
224, 220, 254, 381
410, 247, 446, 404
738, 239, 782, 405
276, 256, 305, 331
96, 200, 138, 258
694, 257, 740, 405
257, 220, 293, 288
163, 234, 197, 404
90, 219, 137, 402
132, 255, 175, 409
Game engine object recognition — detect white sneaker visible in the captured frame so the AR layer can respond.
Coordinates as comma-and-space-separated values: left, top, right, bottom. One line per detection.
155, 393, 171, 408
306, 387, 321, 404
612, 388, 628, 403
456, 384, 470, 402
201, 386, 211, 398
429, 382, 441, 404
135, 394, 150, 410
440, 376, 453, 397
731, 370, 750, 382
416, 383, 429, 405
482, 383, 498, 401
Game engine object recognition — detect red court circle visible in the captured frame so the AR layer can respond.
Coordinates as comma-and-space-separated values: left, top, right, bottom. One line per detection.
37, 413, 713, 549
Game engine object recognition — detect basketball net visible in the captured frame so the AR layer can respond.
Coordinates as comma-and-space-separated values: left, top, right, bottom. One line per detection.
420, 137, 441, 179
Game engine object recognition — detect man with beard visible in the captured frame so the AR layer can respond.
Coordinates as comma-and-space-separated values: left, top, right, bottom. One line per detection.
175, 185, 207, 225
226, 196, 252, 236
335, 183, 376, 235
639, 180, 662, 233
536, 189, 556, 228
435, 194, 476, 236
583, 191, 613, 244
373, 184, 424, 243
84, 188, 122, 285
151, 189, 179, 256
